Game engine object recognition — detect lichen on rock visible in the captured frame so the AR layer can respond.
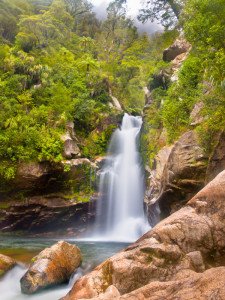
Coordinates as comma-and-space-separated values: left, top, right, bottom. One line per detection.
20, 241, 82, 294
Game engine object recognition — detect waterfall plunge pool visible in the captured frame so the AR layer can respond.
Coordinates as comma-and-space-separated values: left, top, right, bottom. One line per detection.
0, 236, 129, 300
0, 113, 151, 299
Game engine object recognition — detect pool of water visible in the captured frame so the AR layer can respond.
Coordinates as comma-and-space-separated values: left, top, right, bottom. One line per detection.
0, 236, 129, 300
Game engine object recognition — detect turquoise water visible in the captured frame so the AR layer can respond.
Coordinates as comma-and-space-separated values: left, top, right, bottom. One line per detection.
0, 236, 129, 300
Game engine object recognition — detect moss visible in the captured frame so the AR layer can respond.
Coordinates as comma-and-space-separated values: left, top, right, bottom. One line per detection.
0, 202, 10, 210
101, 261, 113, 292
82, 124, 117, 159
64, 191, 92, 203
31, 256, 37, 263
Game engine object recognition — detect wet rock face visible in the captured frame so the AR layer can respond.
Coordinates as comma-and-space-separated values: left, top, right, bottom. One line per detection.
62, 171, 225, 300
0, 254, 16, 277
14, 161, 54, 193
61, 122, 81, 159
6, 158, 96, 197
206, 131, 225, 183
163, 38, 191, 62
146, 130, 208, 220
0, 196, 96, 234
0, 158, 97, 234
20, 241, 81, 294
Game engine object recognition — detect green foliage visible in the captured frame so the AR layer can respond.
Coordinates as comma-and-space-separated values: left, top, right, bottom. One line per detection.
0, 0, 136, 180
83, 125, 117, 158
196, 86, 225, 154
142, 0, 225, 170
161, 55, 204, 142
183, 0, 225, 83
138, 0, 183, 28
16, 0, 73, 51
140, 88, 165, 166
1, 0, 223, 184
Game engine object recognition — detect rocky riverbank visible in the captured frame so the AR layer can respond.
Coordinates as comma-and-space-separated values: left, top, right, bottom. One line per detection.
62, 170, 225, 300
0, 159, 99, 235
1, 171, 225, 299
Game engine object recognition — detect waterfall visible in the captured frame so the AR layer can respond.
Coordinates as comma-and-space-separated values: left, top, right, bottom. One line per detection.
94, 113, 150, 242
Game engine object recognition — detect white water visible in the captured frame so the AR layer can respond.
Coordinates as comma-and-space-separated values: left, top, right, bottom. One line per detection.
93, 113, 150, 242
0, 266, 83, 300
0, 265, 83, 300
0, 240, 127, 300
0, 114, 150, 299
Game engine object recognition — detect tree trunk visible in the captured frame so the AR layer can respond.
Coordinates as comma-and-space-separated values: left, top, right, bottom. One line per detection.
167, 0, 181, 19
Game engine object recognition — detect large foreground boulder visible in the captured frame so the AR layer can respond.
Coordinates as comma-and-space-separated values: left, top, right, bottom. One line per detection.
0, 254, 16, 277
90, 268, 225, 300
20, 241, 81, 294
63, 170, 225, 300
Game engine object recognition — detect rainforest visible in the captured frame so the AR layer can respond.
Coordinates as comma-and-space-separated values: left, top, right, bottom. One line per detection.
0, 0, 225, 299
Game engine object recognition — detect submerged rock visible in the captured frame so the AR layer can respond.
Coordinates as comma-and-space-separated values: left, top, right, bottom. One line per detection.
20, 241, 81, 294
0, 254, 16, 277
62, 170, 225, 300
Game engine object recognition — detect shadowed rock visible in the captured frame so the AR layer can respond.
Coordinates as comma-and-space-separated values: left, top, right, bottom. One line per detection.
146, 130, 208, 219
206, 131, 225, 183
20, 241, 81, 294
163, 38, 191, 62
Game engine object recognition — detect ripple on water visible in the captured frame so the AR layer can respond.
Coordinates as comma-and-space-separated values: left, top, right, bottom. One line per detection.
0, 236, 129, 300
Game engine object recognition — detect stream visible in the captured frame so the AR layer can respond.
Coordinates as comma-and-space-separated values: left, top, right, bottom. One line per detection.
0, 237, 128, 300
0, 114, 150, 299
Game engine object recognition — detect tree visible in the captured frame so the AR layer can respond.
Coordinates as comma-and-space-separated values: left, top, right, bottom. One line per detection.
16, 0, 73, 51
63, 0, 99, 37
0, 0, 32, 42
183, 0, 225, 82
138, 0, 184, 28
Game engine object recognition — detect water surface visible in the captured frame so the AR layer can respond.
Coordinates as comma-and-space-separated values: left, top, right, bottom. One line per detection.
0, 236, 129, 300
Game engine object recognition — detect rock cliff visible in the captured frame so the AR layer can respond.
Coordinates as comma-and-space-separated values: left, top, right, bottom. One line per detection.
0, 159, 97, 235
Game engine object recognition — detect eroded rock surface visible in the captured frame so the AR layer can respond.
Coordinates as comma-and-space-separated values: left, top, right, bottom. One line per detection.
0, 158, 97, 234
146, 130, 208, 219
0, 196, 96, 234
62, 121, 81, 159
206, 131, 225, 183
63, 170, 225, 300
0, 254, 16, 277
20, 241, 81, 294
190, 101, 205, 126
163, 38, 191, 62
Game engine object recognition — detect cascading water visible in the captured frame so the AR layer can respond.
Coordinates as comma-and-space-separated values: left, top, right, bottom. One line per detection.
94, 113, 150, 242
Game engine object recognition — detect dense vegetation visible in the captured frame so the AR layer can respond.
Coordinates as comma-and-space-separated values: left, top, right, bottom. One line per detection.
0, 0, 156, 179
141, 0, 225, 166
0, 0, 224, 180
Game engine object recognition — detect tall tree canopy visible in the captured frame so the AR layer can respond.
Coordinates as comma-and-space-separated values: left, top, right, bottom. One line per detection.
138, 0, 184, 28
